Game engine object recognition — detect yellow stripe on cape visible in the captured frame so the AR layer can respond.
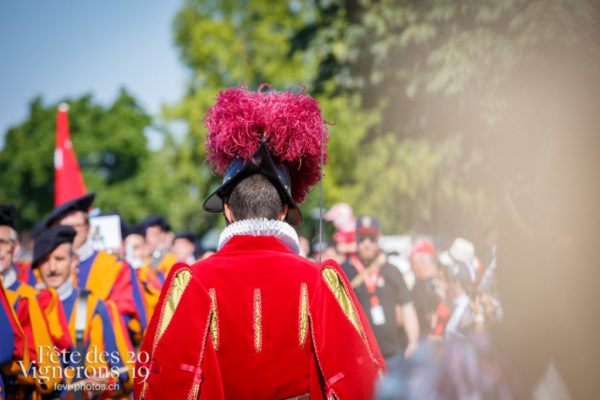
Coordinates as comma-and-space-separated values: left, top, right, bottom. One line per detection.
105, 300, 135, 392
137, 265, 162, 323
38, 289, 70, 350
5, 284, 63, 394
66, 294, 133, 396
158, 252, 178, 276
81, 252, 123, 300
1, 289, 31, 380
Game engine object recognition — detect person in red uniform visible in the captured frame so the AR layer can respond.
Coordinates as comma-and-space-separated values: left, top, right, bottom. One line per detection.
134, 85, 385, 400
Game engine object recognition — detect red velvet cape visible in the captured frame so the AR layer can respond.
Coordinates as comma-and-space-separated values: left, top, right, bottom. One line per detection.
135, 235, 385, 399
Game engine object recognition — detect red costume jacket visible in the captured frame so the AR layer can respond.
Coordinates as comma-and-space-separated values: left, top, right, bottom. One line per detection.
135, 235, 385, 399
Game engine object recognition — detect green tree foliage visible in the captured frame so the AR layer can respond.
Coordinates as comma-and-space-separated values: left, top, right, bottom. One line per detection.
290, 0, 600, 235
168, 0, 401, 235
7, 0, 596, 240
165, 0, 326, 232
0, 89, 158, 229
168, 0, 479, 234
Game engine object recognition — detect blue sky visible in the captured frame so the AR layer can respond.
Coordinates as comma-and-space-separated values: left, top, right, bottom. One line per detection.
0, 0, 188, 148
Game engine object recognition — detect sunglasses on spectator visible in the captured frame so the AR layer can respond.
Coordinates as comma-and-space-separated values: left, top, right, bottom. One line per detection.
357, 234, 378, 244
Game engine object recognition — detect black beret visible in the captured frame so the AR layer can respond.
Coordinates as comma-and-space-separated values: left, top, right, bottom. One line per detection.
30, 219, 46, 239
142, 215, 170, 233
194, 240, 215, 259
0, 204, 16, 229
45, 193, 95, 228
193, 240, 205, 258
32, 226, 76, 269
174, 231, 196, 243
120, 220, 131, 239
126, 222, 145, 238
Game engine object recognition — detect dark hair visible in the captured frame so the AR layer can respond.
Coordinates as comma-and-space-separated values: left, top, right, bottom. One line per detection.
226, 174, 283, 221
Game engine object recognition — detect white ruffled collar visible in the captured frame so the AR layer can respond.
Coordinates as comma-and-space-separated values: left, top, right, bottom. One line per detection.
218, 219, 300, 254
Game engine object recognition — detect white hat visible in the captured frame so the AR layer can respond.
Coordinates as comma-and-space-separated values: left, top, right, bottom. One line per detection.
449, 237, 475, 264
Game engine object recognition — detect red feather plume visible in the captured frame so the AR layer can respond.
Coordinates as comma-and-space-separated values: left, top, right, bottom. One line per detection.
204, 85, 329, 204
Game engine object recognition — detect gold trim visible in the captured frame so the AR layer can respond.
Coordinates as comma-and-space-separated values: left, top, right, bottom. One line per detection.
190, 383, 200, 400
209, 288, 219, 351
254, 288, 262, 352
142, 268, 192, 399
308, 312, 329, 397
299, 282, 308, 347
187, 300, 214, 400
322, 268, 365, 339
157, 269, 192, 341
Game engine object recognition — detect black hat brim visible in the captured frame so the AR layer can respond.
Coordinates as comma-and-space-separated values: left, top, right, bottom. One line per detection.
203, 141, 303, 225
0, 203, 16, 229
46, 193, 95, 227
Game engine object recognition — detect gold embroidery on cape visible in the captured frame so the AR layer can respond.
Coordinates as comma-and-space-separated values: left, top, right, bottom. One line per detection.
190, 383, 200, 400
209, 288, 219, 351
322, 268, 365, 339
254, 288, 262, 352
157, 270, 192, 341
190, 309, 213, 400
299, 282, 308, 347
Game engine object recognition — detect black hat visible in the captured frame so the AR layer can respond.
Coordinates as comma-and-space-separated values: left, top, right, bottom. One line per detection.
30, 219, 46, 239
203, 87, 330, 227
203, 141, 303, 225
126, 222, 145, 238
32, 226, 76, 269
193, 240, 205, 259
142, 215, 171, 233
356, 215, 381, 235
121, 220, 131, 239
174, 231, 196, 243
0, 204, 16, 229
45, 193, 95, 228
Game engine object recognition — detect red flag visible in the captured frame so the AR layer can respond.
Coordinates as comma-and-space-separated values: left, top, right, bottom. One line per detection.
54, 103, 86, 206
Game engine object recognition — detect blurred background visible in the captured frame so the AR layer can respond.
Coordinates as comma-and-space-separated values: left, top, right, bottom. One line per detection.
2, 0, 600, 398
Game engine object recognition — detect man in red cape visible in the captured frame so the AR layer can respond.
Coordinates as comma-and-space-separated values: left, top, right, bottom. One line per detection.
134, 85, 385, 399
